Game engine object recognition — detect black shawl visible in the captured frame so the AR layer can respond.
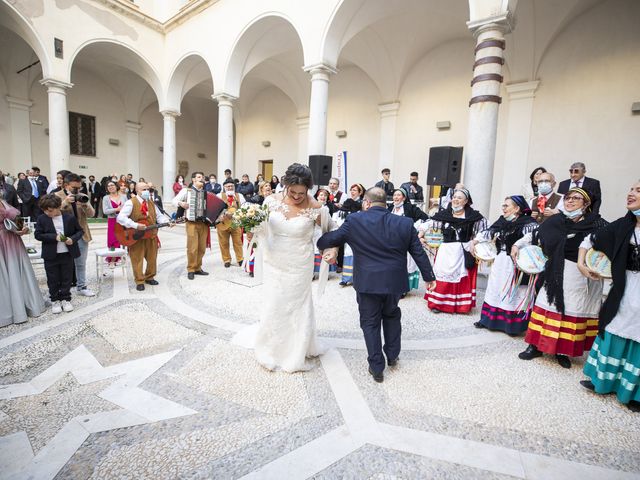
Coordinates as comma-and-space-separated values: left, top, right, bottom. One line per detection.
536, 212, 608, 313
431, 206, 486, 243
388, 202, 429, 223
591, 211, 637, 336
488, 214, 538, 254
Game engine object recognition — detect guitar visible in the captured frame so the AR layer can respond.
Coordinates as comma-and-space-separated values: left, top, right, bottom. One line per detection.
114, 217, 185, 247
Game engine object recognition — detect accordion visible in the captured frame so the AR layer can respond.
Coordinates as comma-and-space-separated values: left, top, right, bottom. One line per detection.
185, 188, 226, 224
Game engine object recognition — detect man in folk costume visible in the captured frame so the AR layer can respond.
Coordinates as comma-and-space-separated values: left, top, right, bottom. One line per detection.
173, 172, 210, 279
117, 182, 172, 291
530, 171, 564, 224
217, 178, 246, 268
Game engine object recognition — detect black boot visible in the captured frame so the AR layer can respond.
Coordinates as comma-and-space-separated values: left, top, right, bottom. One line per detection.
518, 344, 542, 360
556, 354, 571, 369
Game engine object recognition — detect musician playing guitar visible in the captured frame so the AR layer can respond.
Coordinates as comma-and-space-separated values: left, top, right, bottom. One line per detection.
117, 182, 173, 291
172, 172, 210, 280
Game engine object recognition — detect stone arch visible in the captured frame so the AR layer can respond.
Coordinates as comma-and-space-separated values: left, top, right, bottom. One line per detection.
0, 1, 52, 78
222, 13, 305, 98
165, 52, 215, 112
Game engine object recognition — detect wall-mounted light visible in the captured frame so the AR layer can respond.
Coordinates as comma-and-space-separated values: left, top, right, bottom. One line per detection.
158, 146, 163, 152
336, 130, 347, 138
436, 121, 451, 130
31, 120, 43, 126
44, 128, 49, 136
197, 152, 206, 158
108, 138, 120, 146
632, 102, 640, 115
262, 140, 271, 147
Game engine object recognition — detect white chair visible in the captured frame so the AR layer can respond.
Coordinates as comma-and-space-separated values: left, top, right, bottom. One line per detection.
95, 247, 127, 283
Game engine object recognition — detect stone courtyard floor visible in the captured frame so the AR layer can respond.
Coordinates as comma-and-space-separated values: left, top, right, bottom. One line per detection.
1, 225, 639, 479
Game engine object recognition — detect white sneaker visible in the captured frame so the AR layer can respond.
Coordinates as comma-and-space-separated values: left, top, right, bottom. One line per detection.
61, 300, 74, 312
77, 288, 95, 297
51, 301, 62, 314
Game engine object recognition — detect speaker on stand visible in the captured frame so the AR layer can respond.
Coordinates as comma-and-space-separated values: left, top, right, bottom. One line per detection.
308, 155, 333, 186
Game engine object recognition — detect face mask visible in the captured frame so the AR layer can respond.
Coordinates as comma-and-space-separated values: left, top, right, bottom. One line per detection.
563, 208, 583, 219
537, 182, 552, 195
631, 209, 640, 216
393, 200, 404, 208
226, 189, 235, 195
452, 205, 464, 213
141, 191, 150, 200
210, 179, 215, 184
505, 213, 517, 221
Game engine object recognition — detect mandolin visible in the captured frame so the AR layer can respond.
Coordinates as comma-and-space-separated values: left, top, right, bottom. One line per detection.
114, 217, 185, 247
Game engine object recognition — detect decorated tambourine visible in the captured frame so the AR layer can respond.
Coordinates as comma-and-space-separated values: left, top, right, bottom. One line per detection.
585, 248, 612, 278
423, 232, 444, 248
516, 245, 547, 274
474, 241, 497, 262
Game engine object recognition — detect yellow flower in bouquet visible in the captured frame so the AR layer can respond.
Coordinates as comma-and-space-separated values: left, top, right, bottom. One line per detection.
232, 203, 269, 232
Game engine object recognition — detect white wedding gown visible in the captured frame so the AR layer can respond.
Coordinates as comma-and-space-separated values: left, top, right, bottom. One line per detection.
234, 195, 330, 372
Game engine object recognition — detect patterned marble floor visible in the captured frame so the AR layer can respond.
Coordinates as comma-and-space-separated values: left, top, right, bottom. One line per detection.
0, 225, 638, 480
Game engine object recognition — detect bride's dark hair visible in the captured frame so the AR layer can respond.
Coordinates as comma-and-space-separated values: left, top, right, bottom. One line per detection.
282, 163, 314, 190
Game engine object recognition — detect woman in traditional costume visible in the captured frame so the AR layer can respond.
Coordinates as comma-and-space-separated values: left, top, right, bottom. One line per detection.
472, 195, 537, 334
579, 181, 640, 411
418, 188, 486, 313
516, 187, 607, 368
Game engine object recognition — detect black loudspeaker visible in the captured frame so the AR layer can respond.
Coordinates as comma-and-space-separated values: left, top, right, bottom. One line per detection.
308, 155, 332, 186
426, 146, 463, 186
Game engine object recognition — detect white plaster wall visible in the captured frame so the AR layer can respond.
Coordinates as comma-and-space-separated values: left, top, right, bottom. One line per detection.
326, 65, 381, 189
0, 75, 13, 174
28, 81, 49, 175
395, 40, 474, 193
139, 103, 164, 184
527, 0, 640, 221
236, 86, 298, 180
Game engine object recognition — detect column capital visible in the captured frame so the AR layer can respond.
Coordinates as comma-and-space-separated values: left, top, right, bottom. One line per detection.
505, 80, 540, 100
125, 120, 143, 131
6, 96, 33, 111
303, 63, 337, 79
160, 109, 181, 119
40, 78, 73, 93
378, 101, 400, 117
211, 93, 237, 107
467, 12, 514, 37
296, 116, 310, 129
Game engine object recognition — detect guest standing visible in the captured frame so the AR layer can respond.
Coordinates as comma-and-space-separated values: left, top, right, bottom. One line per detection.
102, 181, 127, 267
173, 175, 185, 196
531, 172, 564, 224
523, 167, 546, 202
557, 162, 602, 214
216, 179, 246, 268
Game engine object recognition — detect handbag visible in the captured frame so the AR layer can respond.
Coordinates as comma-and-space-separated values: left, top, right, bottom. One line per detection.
463, 249, 476, 270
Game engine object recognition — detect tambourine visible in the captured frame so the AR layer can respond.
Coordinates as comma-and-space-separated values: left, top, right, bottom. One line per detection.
585, 248, 612, 279
474, 241, 497, 262
517, 245, 547, 274
423, 232, 444, 248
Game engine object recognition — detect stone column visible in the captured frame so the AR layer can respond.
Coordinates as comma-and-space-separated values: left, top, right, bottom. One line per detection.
40, 78, 72, 177
213, 94, 236, 180
125, 121, 142, 180
304, 64, 336, 156
499, 81, 540, 201
462, 15, 511, 215
161, 110, 180, 202
296, 116, 309, 163
6, 96, 34, 175
377, 102, 400, 173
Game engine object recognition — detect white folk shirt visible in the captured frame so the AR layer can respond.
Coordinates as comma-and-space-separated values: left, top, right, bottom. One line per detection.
116, 195, 171, 229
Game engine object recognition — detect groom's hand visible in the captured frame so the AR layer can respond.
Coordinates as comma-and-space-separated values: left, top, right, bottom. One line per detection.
322, 248, 338, 264
426, 281, 437, 292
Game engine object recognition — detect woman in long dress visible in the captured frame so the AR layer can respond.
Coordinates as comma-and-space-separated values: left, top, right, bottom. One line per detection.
417, 188, 487, 313
579, 181, 640, 411
249, 163, 332, 372
102, 181, 127, 267
0, 195, 46, 326
516, 188, 607, 368
472, 195, 537, 334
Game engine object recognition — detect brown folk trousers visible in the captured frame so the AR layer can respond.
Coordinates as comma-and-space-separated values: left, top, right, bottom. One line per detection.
128, 237, 158, 285
186, 221, 209, 272
216, 226, 243, 264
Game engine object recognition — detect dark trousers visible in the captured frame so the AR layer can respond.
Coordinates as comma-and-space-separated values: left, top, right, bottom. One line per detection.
21, 198, 41, 222
44, 253, 74, 302
356, 292, 402, 374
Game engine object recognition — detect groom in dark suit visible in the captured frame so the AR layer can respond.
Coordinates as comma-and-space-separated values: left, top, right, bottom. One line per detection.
318, 187, 436, 383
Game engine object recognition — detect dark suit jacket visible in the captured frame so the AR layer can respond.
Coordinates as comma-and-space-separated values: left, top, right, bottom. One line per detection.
1, 183, 19, 209
36, 176, 49, 196
399, 182, 424, 202
557, 176, 601, 214
34, 213, 84, 261
16, 178, 35, 203
317, 206, 435, 294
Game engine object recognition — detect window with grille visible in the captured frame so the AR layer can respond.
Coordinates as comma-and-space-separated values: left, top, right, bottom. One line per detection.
69, 112, 96, 157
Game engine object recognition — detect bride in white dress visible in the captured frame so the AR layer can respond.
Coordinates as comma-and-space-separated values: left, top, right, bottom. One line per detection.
236, 164, 333, 372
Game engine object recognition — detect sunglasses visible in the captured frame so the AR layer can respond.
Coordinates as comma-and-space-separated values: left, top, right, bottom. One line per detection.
569, 169, 582, 173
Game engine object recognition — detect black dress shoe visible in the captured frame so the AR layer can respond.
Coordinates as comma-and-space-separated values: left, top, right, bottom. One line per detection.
188, 272, 195, 280
339, 281, 346, 286
368, 367, 384, 383
627, 401, 640, 413
249, 272, 254, 277
145, 279, 159, 285
431, 308, 441, 314
473, 321, 486, 329
136, 284, 145, 291
238, 261, 243, 266
224, 262, 231, 268
580, 380, 595, 391
194, 270, 209, 276
518, 344, 542, 360
387, 357, 398, 367
556, 354, 571, 369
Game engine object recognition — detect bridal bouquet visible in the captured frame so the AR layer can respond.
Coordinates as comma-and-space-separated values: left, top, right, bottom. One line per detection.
231, 203, 269, 232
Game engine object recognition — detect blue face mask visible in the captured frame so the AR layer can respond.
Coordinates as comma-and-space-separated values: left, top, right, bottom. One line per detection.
141, 190, 151, 201
537, 182, 552, 195
632, 209, 640, 216
505, 213, 517, 221
563, 208, 583, 219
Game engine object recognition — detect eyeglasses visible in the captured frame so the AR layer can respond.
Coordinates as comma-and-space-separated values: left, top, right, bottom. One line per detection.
564, 195, 584, 202
569, 169, 582, 174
